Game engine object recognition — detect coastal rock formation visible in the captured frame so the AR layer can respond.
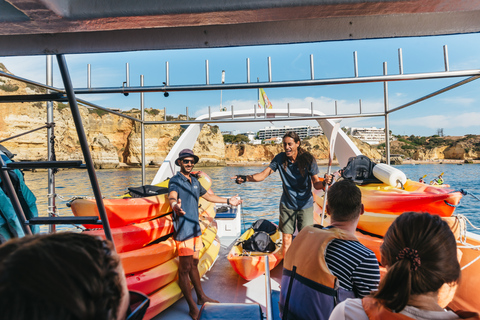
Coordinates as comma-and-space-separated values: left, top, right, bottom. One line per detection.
225, 135, 382, 164
225, 144, 282, 163
444, 140, 480, 160
413, 146, 448, 161
193, 125, 226, 167
90, 133, 120, 169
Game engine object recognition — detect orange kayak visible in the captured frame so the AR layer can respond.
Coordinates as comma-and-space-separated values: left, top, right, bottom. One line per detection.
227, 227, 283, 281
70, 171, 213, 228
70, 195, 171, 228
314, 179, 463, 218
126, 258, 179, 295
84, 215, 173, 253
357, 212, 463, 238
120, 238, 176, 274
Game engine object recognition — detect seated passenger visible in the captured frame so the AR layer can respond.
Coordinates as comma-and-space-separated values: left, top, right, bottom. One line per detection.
0, 232, 149, 320
329, 211, 480, 320
280, 180, 380, 320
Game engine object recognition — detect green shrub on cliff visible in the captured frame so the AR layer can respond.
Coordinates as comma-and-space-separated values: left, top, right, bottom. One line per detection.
0, 83, 19, 92
223, 134, 249, 144
89, 108, 108, 117
57, 102, 69, 111
146, 108, 161, 116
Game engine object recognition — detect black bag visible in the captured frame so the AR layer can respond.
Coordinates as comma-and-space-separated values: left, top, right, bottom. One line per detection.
251, 219, 277, 235
127, 185, 168, 198
341, 155, 382, 185
242, 231, 277, 253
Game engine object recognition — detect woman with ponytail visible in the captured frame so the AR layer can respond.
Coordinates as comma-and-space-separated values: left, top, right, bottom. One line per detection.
329, 211, 479, 320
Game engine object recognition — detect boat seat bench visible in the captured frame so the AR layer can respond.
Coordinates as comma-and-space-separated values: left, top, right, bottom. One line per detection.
198, 302, 263, 320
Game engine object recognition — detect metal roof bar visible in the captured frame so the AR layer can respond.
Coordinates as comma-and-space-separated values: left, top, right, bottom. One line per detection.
387, 75, 480, 114
71, 69, 480, 95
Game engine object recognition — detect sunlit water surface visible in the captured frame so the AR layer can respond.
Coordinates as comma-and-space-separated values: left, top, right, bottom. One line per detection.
23, 164, 480, 234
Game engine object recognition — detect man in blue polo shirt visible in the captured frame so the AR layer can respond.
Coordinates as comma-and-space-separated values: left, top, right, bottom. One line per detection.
232, 131, 331, 255
168, 149, 242, 320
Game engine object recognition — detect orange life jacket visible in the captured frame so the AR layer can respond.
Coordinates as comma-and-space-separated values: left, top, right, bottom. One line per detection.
280, 225, 359, 320
362, 297, 480, 320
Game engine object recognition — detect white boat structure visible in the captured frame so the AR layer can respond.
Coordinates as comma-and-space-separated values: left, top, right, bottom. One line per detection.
1, 1, 480, 319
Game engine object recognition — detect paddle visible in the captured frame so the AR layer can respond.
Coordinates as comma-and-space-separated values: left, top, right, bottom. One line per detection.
321, 121, 341, 226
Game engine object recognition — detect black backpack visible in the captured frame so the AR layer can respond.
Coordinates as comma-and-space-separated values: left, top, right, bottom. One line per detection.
341, 155, 382, 185
242, 231, 277, 253
127, 185, 168, 198
251, 219, 277, 235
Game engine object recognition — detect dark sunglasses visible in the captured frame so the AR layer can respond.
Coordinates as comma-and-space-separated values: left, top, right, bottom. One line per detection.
182, 159, 195, 164
126, 291, 150, 320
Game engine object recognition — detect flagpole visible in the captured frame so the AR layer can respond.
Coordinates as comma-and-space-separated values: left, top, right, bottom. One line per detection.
257, 78, 260, 109
321, 121, 341, 226
220, 70, 225, 111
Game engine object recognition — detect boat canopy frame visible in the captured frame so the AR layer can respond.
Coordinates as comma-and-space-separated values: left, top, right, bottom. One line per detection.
1, 44, 480, 248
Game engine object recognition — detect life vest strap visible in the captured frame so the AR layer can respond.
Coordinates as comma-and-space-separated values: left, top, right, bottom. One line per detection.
283, 268, 337, 296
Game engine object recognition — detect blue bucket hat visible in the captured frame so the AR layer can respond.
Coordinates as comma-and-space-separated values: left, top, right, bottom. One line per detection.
175, 149, 199, 166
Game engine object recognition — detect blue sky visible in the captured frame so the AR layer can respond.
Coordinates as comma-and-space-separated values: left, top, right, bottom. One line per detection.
2, 32, 480, 137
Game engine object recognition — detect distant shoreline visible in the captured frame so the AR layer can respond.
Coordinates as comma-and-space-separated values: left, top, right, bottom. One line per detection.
225, 159, 479, 166
115, 158, 479, 169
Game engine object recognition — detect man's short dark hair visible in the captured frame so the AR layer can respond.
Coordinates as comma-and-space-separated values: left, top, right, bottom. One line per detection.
327, 179, 362, 222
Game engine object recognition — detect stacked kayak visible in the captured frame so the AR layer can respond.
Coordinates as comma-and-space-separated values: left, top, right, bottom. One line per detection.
228, 220, 283, 281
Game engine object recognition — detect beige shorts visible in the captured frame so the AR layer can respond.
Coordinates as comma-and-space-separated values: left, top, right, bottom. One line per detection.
278, 203, 314, 234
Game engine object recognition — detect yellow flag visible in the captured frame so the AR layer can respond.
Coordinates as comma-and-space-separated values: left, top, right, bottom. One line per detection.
258, 88, 273, 109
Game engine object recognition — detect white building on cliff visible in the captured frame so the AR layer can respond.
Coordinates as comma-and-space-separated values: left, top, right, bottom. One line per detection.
257, 125, 323, 140
345, 126, 386, 145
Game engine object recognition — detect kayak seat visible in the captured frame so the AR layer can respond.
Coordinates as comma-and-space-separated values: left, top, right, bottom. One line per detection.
198, 302, 263, 320
127, 185, 168, 198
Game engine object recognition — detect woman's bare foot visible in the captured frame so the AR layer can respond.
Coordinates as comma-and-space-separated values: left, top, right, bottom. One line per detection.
189, 306, 200, 320
197, 295, 219, 305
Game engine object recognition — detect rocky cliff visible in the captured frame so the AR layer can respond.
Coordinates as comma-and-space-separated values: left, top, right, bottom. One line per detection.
388, 135, 480, 161
224, 135, 381, 163
0, 64, 225, 168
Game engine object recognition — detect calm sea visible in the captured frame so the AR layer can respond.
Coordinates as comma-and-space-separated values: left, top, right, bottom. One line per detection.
23, 164, 480, 235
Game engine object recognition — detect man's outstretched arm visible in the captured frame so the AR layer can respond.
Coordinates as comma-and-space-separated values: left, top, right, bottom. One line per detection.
202, 193, 242, 206
231, 167, 274, 184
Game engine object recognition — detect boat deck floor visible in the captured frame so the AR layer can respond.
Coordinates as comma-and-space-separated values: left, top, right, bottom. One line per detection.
154, 236, 283, 320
